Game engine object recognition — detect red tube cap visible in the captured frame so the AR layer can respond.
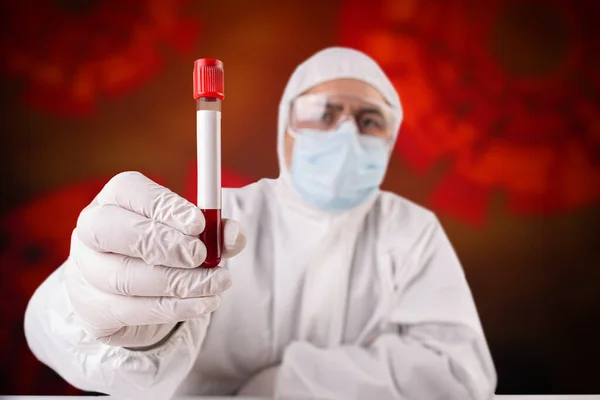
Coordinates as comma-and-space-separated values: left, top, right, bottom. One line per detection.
193, 58, 224, 100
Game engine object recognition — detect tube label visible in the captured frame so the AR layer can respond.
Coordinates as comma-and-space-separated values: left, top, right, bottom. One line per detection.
196, 110, 221, 209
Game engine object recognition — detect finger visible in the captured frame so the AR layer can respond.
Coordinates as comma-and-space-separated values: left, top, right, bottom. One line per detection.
96, 323, 181, 348
64, 259, 220, 337
222, 218, 247, 259
71, 232, 232, 297
96, 171, 205, 236
76, 205, 206, 268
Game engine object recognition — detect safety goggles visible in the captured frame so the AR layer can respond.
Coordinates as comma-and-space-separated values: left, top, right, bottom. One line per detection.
289, 93, 396, 141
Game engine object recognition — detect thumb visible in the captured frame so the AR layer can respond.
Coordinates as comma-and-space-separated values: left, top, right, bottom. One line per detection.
222, 218, 246, 259
97, 323, 178, 348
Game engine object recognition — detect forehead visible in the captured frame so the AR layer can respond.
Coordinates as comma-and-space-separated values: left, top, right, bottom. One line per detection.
304, 79, 387, 104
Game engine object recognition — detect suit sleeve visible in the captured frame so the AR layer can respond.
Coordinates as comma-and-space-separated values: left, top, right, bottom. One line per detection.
275, 219, 497, 400
24, 261, 209, 400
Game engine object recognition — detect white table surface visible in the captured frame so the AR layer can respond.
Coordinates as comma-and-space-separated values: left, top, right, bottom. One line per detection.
2, 396, 599, 399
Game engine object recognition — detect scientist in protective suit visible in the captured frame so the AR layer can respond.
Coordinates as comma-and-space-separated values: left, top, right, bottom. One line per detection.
25, 47, 497, 399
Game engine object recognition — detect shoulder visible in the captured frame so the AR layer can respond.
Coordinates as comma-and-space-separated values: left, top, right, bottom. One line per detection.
374, 190, 438, 228
371, 190, 442, 253
222, 178, 277, 217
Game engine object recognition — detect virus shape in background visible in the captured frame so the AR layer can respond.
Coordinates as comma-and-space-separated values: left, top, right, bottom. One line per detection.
0, 0, 199, 117
340, 0, 599, 224
0, 173, 165, 394
0, 179, 106, 394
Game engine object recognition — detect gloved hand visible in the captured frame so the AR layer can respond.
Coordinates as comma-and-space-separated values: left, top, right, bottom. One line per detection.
64, 171, 246, 348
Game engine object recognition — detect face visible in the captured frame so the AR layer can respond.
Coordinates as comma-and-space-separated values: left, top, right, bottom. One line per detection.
284, 79, 388, 168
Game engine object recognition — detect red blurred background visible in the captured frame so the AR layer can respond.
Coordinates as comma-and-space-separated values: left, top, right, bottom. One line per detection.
0, 0, 598, 395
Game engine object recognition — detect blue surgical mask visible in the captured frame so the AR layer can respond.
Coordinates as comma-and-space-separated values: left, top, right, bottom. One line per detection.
289, 121, 389, 211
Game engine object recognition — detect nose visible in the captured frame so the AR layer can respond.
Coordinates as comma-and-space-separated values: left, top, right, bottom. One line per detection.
336, 119, 368, 152
336, 118, 359, 134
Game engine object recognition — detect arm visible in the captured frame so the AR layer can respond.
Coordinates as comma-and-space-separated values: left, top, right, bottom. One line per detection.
24, 172, 246, 400
24, 260, 209, 400
275, 219, 496, 400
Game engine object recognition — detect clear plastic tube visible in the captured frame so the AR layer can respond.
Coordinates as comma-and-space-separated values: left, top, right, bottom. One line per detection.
193, 59, 224, 268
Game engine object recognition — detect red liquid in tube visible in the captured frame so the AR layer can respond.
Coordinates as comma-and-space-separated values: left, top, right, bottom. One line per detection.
193, 58, 224, 268
200, 208, 222, 268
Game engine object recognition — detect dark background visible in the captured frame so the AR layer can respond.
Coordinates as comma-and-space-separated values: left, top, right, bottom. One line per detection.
1, 0, 599, 395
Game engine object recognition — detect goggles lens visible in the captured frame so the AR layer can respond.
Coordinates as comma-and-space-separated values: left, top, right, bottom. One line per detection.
290, 93, 395, 140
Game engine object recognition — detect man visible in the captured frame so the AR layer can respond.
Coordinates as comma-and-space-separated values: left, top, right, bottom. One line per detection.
25, 47, 496, 399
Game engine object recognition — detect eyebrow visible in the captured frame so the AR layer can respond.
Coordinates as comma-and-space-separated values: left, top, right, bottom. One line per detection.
325, 103, 344, 111
357, 107, 384, 116
323, 101, 386, 118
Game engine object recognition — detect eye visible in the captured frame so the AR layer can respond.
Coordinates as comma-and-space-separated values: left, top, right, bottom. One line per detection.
357, 113, 385, 131
360, 117, 378, 127
320, 111, 335, 123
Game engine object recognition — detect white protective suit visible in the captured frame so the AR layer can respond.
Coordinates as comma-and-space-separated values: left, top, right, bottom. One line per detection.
25, 47, 497, 399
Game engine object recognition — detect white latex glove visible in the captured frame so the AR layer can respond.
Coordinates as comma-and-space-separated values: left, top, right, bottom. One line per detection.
65, 171, 246, 348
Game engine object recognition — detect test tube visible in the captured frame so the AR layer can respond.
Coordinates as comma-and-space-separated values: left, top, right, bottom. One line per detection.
193, 58, 224, 268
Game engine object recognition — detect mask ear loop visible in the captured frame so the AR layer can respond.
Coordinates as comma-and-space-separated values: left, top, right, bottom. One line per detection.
287, 99, 299, 139
287, 126, 299, 139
